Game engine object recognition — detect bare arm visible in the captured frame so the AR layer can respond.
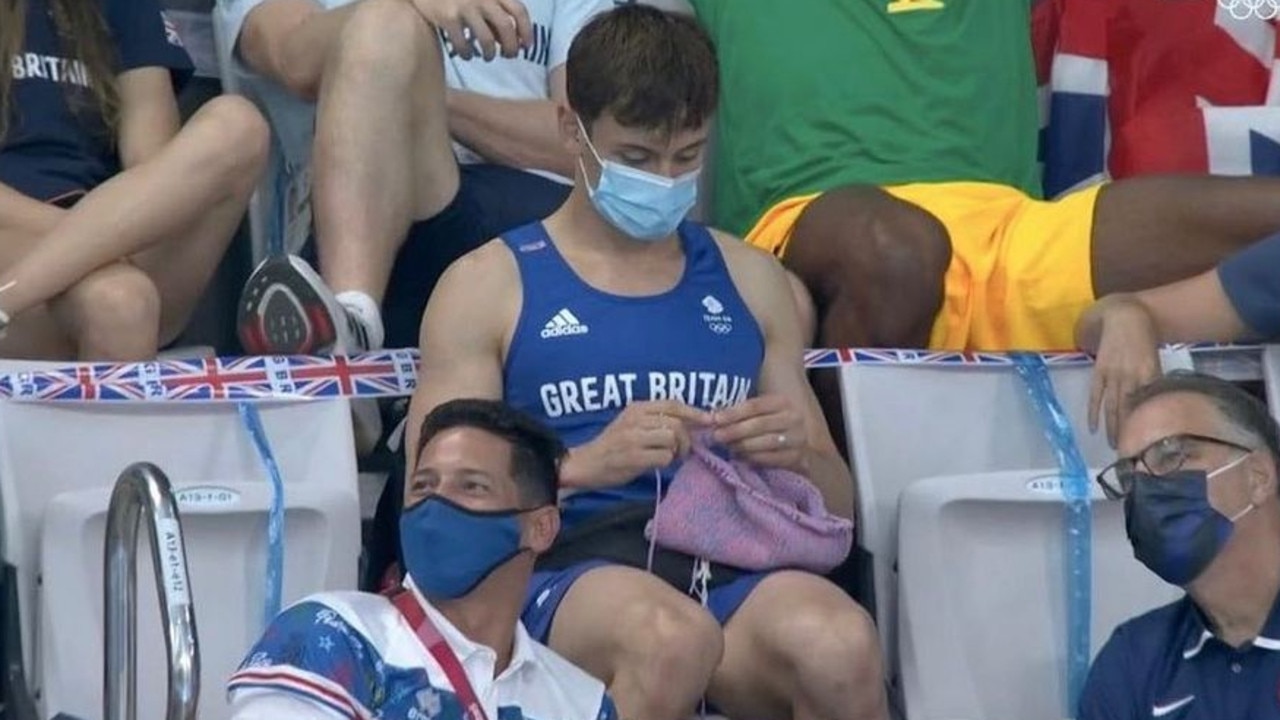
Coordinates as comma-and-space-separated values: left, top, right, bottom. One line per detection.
1076, 270, 1251, 445
116, 67, 182, 169
1076, 271, 1249, 352
445, 66, 574, 177
238, 0, 362, 100
403, 240, 519, 473
719, 234, 855, 519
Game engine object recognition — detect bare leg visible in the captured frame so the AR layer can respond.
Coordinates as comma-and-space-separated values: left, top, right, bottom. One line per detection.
782, 184, 951, 454
0, 218, 160, 360
1091, 175, 1280, 296
128, 98, 267, 345
311, 0, 459, 301
0, 96, 266, 358
238, 0, 461, 356
0, 263, 163, 361
49, 263, 161, 360
708, 571, 887, 720
546, 566, 722, 720
784, 184, 949, 350
0, 96, 266, 321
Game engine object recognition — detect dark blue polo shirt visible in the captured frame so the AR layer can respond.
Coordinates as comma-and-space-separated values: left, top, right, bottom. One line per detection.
0, 0, 193, 203
1219, 229, 1280, 340
1080, 590, 1280, 720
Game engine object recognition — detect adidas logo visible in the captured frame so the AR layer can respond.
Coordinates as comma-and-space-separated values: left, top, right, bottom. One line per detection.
540, 308, 590, 339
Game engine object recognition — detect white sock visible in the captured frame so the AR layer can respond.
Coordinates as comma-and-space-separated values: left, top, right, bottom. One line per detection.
335, 291, 385, 350
0, 279, 14, 336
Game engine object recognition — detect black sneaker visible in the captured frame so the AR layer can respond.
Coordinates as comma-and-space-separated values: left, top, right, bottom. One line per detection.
238, 255, 383, 451
237, 255, 371, 355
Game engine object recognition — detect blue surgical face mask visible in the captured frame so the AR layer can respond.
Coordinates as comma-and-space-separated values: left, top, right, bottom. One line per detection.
399, 495, 530, 600
577, 116, 700, 241
1124, 454, 1254, 586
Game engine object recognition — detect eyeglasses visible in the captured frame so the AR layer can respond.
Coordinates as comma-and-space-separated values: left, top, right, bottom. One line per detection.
1095, 433, 1254, 500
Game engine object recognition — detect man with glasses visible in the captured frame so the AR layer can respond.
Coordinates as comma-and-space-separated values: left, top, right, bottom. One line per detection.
1080, 371, 1280, 720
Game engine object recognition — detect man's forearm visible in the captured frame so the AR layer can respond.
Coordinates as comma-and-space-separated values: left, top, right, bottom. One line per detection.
804, 448, 856, 521
446, 90, 575, 177
1079, 275, 1252, 353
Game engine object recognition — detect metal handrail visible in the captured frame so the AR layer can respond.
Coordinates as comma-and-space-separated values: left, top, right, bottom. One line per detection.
103, 462, 200, 720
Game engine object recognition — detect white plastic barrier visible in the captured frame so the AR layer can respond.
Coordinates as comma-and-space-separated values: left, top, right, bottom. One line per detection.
0, 344, 1268, 719
896, 470, 1180, 720
0, 360, 362, 720
1265, 345, 1280, 420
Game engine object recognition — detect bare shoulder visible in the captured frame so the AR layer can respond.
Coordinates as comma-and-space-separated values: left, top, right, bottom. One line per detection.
434, 238, 518, 298
705, 226, 795, 328
708, 226, 782, 273
421, 238, 522, 347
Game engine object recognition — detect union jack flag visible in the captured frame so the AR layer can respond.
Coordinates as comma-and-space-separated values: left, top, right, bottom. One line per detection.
1034, 0, 1280, 198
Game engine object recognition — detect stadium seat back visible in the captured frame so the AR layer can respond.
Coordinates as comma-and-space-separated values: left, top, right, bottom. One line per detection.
835, 357, 1114, 687
896, 470, 1179, 719
0, 363, 359, 720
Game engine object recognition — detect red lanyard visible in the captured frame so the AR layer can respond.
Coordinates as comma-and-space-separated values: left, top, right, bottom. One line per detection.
391, 590, 491, 720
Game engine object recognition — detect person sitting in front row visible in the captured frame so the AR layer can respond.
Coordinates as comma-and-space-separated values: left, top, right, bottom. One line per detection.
227, 398, 617, 720
1082, 372, 1280, 720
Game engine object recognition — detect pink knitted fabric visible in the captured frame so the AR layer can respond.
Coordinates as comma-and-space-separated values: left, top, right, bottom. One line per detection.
645, 436, 854, 573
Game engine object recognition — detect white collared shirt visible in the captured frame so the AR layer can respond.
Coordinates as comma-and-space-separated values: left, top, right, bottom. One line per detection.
227, 580, 615, 720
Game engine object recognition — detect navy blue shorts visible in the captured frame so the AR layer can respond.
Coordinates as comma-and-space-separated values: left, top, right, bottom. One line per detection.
521, 559, 773, 644
381, 164, 570, 348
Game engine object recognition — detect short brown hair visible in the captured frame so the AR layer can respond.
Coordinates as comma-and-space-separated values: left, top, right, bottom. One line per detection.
1129, 371, 1280, 480
566, 4, 719, 136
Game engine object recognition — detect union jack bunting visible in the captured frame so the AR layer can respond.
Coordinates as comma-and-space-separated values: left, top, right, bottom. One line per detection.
0, 345, 1258, 403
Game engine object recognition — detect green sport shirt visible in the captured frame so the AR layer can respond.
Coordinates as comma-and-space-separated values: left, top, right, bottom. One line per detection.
689, 0, 1043, 235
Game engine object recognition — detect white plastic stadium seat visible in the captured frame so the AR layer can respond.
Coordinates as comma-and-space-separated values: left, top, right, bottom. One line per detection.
836, 346, 1269, 712
1264, 345, 1280, 422
836, 355, 1116, 685
0, 359, 360, 720
896, 470, 1180, 720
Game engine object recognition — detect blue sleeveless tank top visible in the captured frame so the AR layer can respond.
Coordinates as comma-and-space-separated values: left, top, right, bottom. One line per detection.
501, 221, 765, 529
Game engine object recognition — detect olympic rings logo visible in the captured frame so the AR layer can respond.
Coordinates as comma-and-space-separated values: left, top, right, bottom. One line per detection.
707, 322, 733, 335
1219, 0, 1280, 20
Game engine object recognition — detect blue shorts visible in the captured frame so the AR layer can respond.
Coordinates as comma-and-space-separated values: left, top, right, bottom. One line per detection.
381, 163, 570, 347
521, 560, 772, 643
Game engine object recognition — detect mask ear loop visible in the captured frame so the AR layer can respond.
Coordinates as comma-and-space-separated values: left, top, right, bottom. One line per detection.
1209, 453, 1257, 523
1229, 502, 1256, 523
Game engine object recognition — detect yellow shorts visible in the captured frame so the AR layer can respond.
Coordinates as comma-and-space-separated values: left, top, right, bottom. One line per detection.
744, 181, 1101, 351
